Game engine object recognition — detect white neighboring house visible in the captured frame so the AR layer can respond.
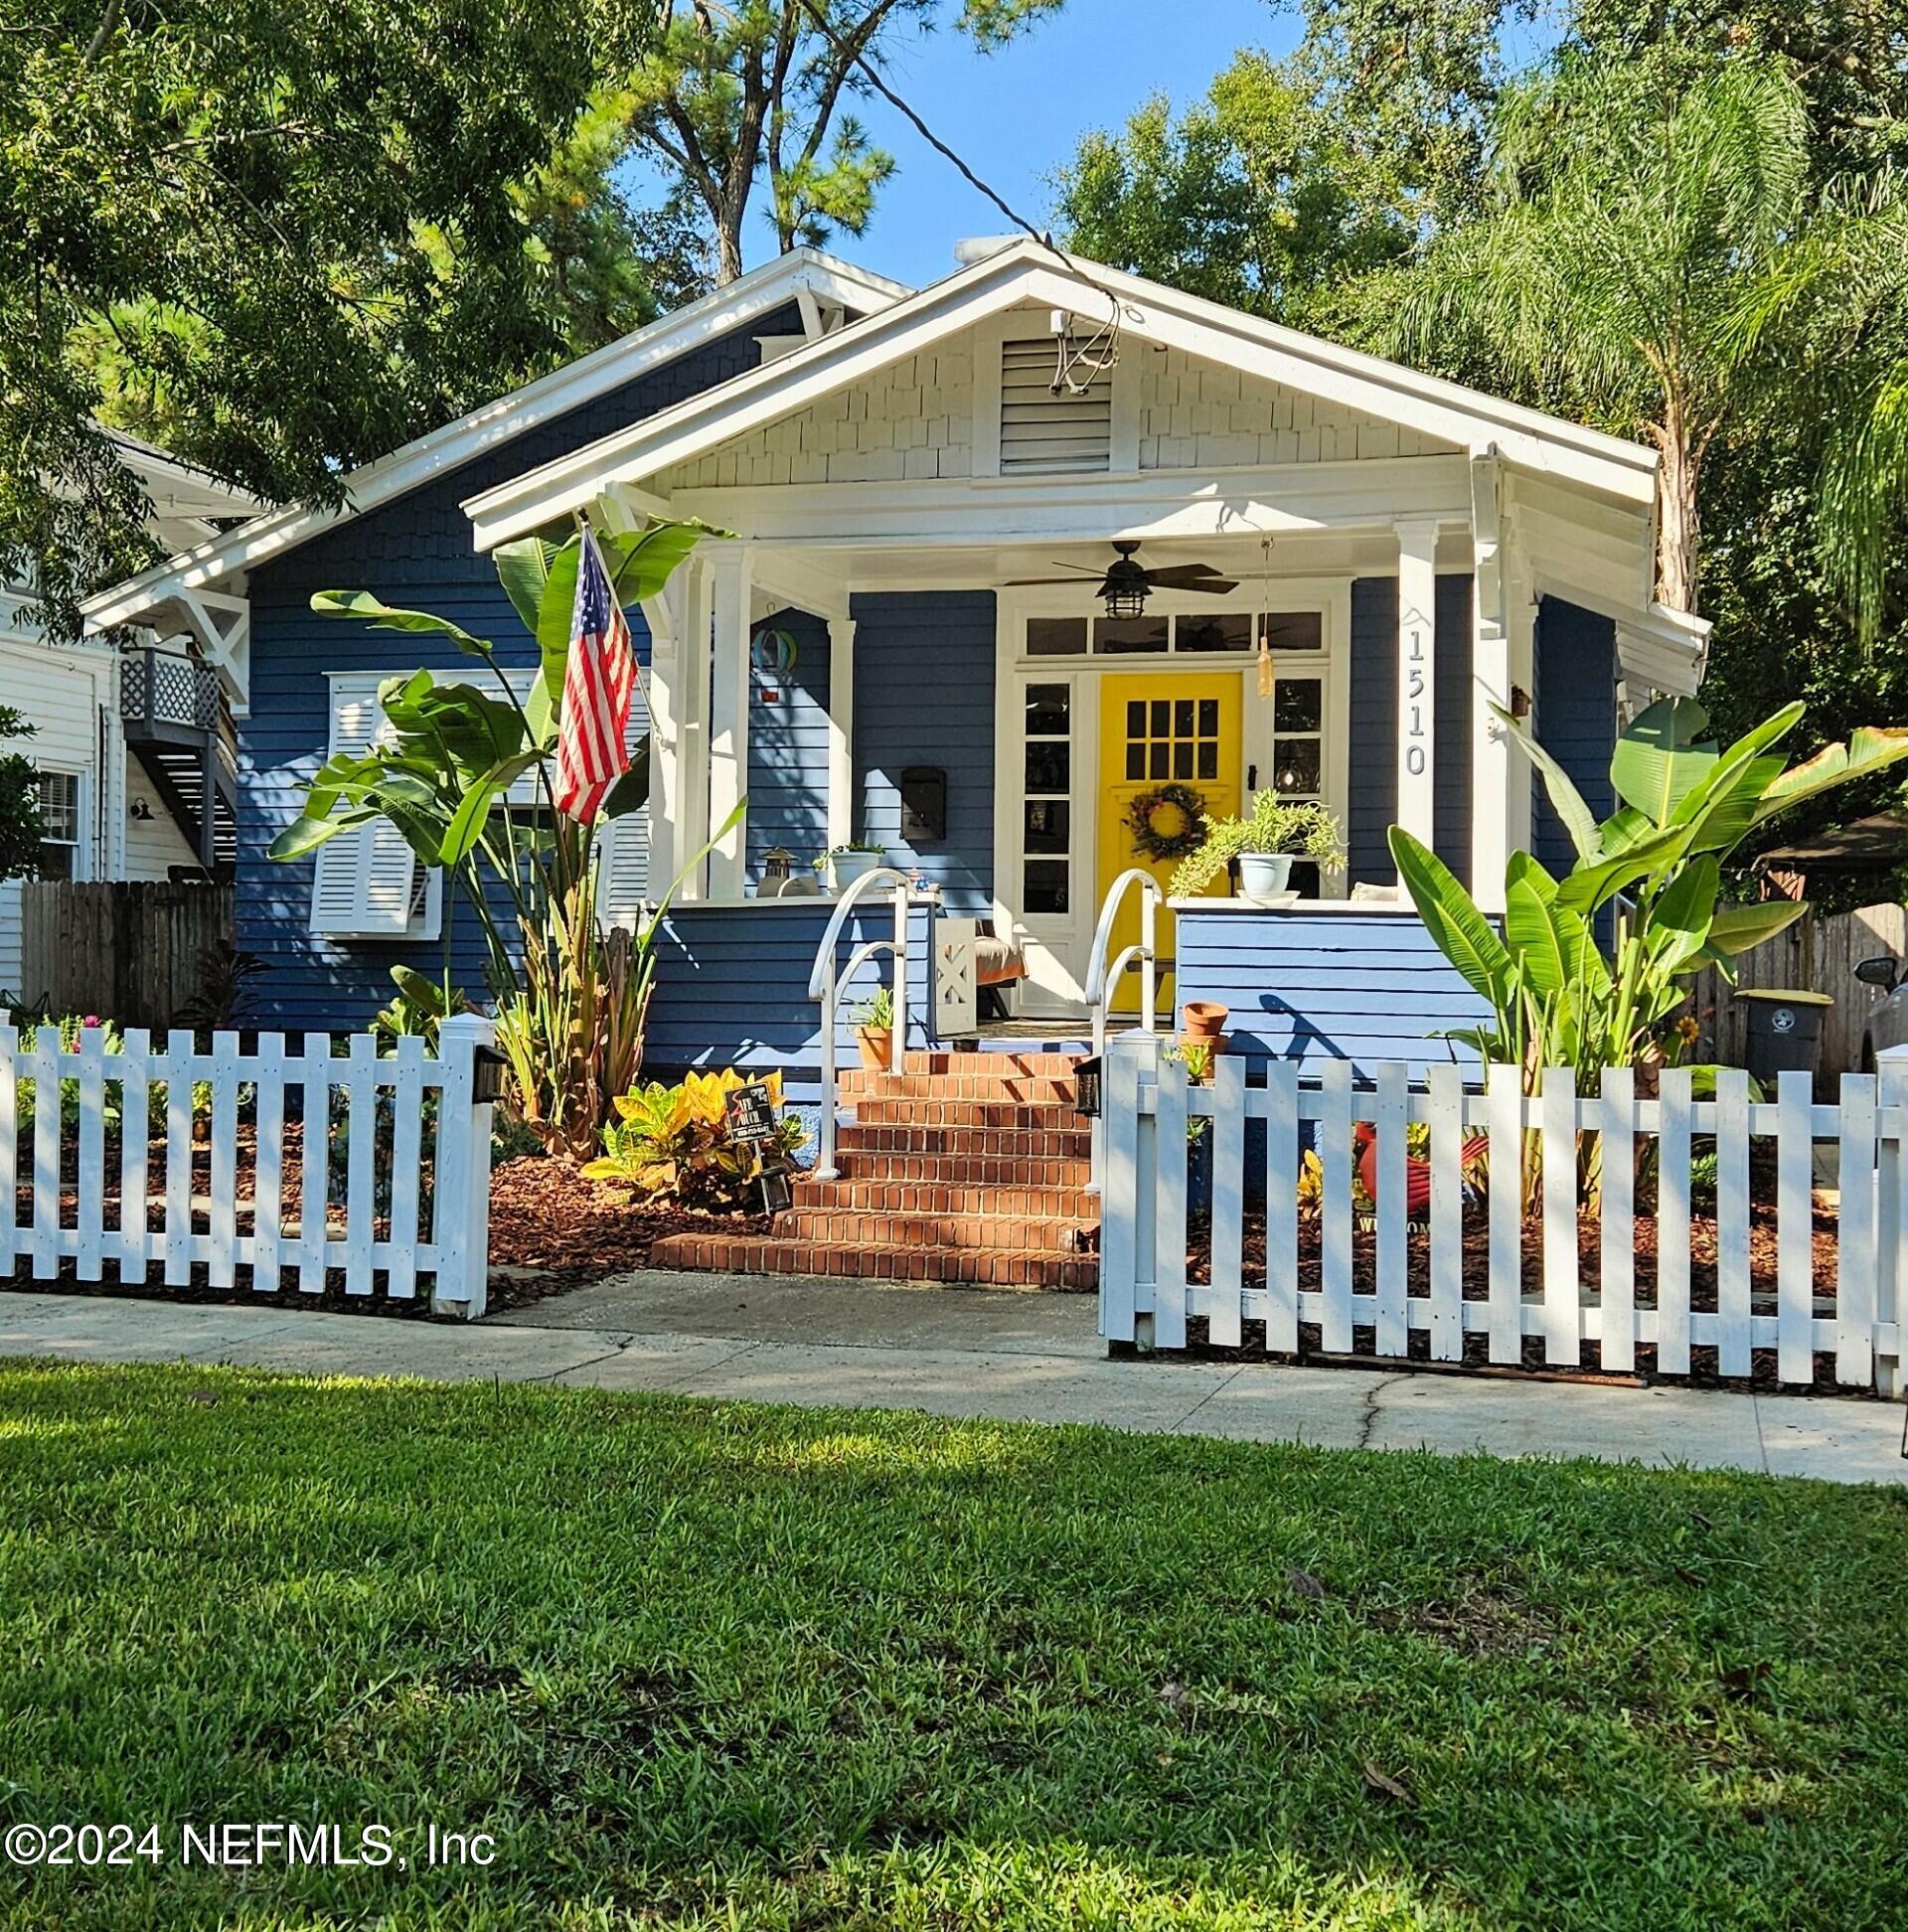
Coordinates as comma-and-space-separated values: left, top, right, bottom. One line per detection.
0, 433, 265, 1000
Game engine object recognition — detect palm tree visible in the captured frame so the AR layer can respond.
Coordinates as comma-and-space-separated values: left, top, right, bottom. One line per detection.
1347, 55, 1811, 615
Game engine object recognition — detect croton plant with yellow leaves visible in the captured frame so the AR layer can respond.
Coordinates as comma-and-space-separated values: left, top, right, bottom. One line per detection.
581, 1068, 808, 1208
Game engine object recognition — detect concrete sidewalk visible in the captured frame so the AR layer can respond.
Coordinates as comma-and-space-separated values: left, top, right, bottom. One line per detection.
1, 1272, 1903, 1485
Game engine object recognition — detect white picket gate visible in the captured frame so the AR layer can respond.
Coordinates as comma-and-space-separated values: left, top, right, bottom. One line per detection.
2, 1012, 497, 1319
1099, 1035, 1905, 1396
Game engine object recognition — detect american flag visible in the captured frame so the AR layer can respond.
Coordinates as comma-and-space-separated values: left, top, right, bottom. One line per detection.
553, 528, 637, 822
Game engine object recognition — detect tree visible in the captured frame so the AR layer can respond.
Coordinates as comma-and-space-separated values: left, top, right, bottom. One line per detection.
4, 2, 668, 638
1343, 54, 1812, 613
628, 0, 1066, 284
0, 710, 45, 886
1053, 51, 1422, 326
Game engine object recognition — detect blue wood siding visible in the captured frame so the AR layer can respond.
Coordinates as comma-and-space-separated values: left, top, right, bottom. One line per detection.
746, 606, 832, 885
644, 901, 937, 1101
1347, 573, 1474, 888
1346, 576, 1396, 888
238, 308, 797, 1031
1532, 597, 1617, 879
852, 590, 995, 912
1175, 907, 1490, 1079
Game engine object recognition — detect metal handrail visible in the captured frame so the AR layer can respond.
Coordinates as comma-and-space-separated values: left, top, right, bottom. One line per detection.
810, 866, 917, 1181
1083, 868, 1166, 1196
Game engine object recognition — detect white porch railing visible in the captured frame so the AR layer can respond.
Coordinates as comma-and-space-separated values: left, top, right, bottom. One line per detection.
1099, 1033, 1905, 1397
2, 1012, 497, 1319
1083, 868, 1165, 1196
808, 868, 917, 1181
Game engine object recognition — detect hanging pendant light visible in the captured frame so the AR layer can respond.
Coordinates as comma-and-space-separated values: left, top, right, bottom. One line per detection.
1256, 536, 1275, 698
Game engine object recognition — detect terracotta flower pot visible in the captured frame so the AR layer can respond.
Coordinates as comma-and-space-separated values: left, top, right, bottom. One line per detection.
1181, 1001, 1228, 1046
857, 1026, 893, 1073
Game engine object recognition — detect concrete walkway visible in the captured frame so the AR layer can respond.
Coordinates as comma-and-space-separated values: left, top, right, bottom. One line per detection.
2, 1272, 1903, 1486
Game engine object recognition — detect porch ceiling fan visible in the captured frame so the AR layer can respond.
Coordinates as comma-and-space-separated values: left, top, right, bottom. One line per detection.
1007, 541, 1239, 619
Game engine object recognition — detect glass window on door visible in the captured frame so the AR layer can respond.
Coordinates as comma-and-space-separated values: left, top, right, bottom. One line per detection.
1022, 683, 1071, 915
36, 770, 80, 881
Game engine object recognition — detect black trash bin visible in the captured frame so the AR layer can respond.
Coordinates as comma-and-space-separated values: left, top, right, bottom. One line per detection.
1734, 987, 1832, 1085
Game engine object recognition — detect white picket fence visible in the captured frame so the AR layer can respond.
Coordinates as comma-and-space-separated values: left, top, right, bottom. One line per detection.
2, 1012, 497, 1319
1100, 1035, 1906, 1395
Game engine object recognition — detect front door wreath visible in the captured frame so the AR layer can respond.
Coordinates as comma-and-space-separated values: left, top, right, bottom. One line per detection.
1125, 782, 1209, 863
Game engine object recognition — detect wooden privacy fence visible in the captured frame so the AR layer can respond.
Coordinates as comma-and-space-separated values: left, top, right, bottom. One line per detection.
2, 1013, 497, 1319
16, 882, 234, 1031
1099, 1035, 1905, 1396
1692, 900, 1906, 1078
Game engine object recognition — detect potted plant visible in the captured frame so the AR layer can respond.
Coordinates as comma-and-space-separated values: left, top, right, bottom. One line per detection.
1169, 795, 1345, 901
817, 841, 887, 891
853, 986, 895, 1072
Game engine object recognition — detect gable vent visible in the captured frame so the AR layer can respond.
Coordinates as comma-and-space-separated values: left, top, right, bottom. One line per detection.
999, 337, 1112, 475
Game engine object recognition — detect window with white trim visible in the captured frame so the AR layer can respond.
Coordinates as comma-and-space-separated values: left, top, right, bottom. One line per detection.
36, 770, 80, 881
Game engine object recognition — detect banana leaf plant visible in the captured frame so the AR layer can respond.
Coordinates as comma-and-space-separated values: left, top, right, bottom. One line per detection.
1389, 699, 1908, 1203
268, 518, 736, 1154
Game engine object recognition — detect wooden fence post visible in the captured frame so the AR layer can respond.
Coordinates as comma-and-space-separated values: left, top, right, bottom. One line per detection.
433, 1013, 496, 1321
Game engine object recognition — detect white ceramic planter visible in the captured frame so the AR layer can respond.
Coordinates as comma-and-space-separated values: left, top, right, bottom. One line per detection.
829, 850, 885, 890
1237, 852, 1295, 899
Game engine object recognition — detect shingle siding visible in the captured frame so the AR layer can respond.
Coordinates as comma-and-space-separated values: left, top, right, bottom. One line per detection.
238, 308, 797, 1031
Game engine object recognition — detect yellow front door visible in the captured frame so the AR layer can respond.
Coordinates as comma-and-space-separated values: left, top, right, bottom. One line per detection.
1098, 674, 1242, 1016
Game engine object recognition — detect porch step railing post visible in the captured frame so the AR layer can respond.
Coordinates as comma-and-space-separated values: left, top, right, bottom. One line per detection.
1083, 868, 1165, 1197
434, 1012, 496, 1321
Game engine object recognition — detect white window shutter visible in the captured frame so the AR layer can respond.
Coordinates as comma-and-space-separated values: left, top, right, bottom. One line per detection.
999, 336, 1113, 474
596, 673, 652, 931
310, 675, 439, 940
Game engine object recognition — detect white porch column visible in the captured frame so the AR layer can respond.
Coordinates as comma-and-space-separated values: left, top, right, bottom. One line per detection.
673, 557, 713, 899
638, 581, 680, 891
826, 616, 857, 853
1507, 574, 1537, 863
1394, 518, 1440, 862
1468, 453, 1512, 911
706, 546, 753, 900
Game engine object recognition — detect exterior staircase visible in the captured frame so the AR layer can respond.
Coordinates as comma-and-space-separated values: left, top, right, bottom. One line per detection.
649, 1050, 1099, 1288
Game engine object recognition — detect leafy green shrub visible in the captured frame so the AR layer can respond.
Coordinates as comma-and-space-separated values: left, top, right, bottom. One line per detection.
583, 1068, 807, 1208
1170, 796, 1344, 896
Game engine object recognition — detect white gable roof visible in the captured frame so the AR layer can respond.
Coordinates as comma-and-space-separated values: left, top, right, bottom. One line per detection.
464, 239, 1661, 550
82, 247, 910, 630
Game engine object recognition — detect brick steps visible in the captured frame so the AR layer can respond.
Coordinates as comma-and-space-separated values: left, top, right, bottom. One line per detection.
775, 1208, 1092, 1252
840, 1072, 1078, 1105
836, 1124, 1093, 1162
799, 1178, 1096, 1217
647, 1048, 1100, 1291
848, 1098, 1083, 1132
645, 1232, 1098, 1291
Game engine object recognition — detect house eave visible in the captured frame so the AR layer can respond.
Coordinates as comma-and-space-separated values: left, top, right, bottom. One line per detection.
80, 247, 910, 633
463, 239, 1661, 552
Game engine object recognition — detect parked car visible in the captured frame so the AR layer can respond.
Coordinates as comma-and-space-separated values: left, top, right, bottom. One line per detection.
1854, 954, 1908, 1068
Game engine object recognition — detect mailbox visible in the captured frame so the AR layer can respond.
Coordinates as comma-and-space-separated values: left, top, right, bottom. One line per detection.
900, 766, 946, 843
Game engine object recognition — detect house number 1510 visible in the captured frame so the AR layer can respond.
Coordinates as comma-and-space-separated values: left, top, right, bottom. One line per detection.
1405, 627, 1427, 776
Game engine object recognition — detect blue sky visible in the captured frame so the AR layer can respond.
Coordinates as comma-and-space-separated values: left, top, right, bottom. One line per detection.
627, 0, 1292, 289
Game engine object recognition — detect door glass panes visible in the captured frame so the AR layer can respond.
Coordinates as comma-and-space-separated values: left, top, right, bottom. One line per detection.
1028, 617, 1087, 656
1126, 689, 1225, 804
1176, 612, 1251, 653
1273, 680, 1322, 732
1024, 799, 1068, 854
1271, 675, 1325, 800
1022, 681, 1071, 916
1025, 861, 1068, 913
1025, 684, 1069, 734
1025, 741, 1069, 793
1094, 615, 1171, 654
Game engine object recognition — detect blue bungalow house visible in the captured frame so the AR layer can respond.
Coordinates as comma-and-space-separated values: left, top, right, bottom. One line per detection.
86, 240, 1708, 1113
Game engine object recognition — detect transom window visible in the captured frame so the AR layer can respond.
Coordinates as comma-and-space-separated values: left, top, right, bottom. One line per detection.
1026, 610, 1322, 657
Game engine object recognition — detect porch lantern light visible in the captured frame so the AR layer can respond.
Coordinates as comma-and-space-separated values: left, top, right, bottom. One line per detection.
1103, 579, 1147, 621
1100, 551, 1150, 621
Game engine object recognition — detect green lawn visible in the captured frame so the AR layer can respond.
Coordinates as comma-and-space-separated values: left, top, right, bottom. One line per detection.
2, 1364, 1904, 1931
